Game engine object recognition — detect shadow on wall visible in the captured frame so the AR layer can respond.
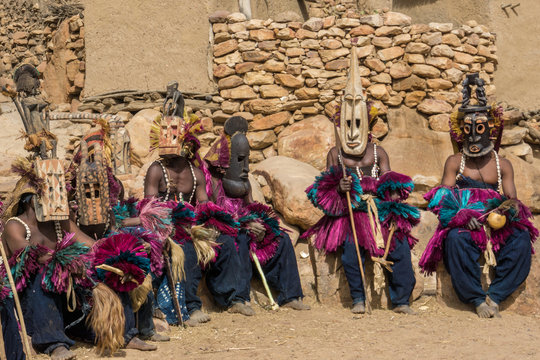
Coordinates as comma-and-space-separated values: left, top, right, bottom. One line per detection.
392, 0, 438, 7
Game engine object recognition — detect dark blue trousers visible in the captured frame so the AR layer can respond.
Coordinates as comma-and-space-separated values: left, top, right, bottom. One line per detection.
236, 231, 304, 306
117, 292, 138, 344
443, 228, 531, 306
183, 235, 245, 313
341, 235, 415, 306
1, 297, 25, 360
135, 292, 155, 338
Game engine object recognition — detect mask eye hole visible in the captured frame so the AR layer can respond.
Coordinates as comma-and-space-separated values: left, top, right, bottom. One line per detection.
476, 123, 485, 134
464, 125, 471, 134
346, 119, 352, 128
355, 118, 360, 128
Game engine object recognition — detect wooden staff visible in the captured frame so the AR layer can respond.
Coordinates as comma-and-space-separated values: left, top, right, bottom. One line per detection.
0, 240, 33, 359
251, 251, 278, 311
334, 127, 371, 314
162, 251, 185, 327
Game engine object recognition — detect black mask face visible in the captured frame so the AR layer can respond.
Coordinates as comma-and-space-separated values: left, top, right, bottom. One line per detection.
462, 112, 494, 157
222, 133, 250, 199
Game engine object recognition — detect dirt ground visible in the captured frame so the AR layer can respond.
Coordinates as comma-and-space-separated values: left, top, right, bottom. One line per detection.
25, 297, 540, 360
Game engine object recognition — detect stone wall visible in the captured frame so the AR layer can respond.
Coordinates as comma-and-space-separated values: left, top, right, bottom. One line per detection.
208, 9, 498, 164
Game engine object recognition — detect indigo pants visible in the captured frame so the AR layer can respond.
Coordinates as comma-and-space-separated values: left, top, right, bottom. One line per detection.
1, 297, 25, 360
341, 235, 415, 306
443, 228, 531, 306
236, 231, 304, 306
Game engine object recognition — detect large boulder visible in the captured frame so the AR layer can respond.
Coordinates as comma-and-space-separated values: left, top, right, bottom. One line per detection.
276, 115, 335, 171
381, 107, 454, 206
501, 153, 540, 212
125, 109, 161, 166
253, 156, 322, 230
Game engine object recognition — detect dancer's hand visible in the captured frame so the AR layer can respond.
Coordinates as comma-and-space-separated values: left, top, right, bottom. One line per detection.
248, 221, 266, 242
466, 217, 482, 230
338, 176, 352, 193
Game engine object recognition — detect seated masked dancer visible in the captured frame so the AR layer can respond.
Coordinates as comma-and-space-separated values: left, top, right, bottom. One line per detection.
65, 128, 160, 350
302, 44, 420, 315
143, 84, 253, 326
1, 156, 134, 360
419, 73, 538, 318
203, 116, 309, 311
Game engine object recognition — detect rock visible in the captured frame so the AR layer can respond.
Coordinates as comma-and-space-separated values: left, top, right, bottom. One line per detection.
421, 32, 442, 46
319, 48, 349, 62
377, 46, 404, 61
445, 68, 464, 83
412, 64, 441, 79
372, 36, 392, 48
303, 17, 324, 32
404, 91, 426, 107
426, 56, 453, 69
276, 27, 295, 40
336, 18, 361, 28
405, 42, 431, 54
125, 109, 161, 164
410, 24, 430, 34
431, 44, 454, 58
214, 32, 232, 44
393, 34, 411, 46
375, 26, 402, 37
246, 19, 265, 29
386, 95, 403, 106
502, 110, 524, 125
453, 51, 475, 65
214, 39, 238, 57
217, 75, 243, 89
227, 12, 246, 23
431, 91, 460, 105
442, 33, 461, 47
220, 85, 257, 99
417, 99, 452, 114
275, 73, 304, 88
383, 12, 412, 26
403, 54, 425, 64
241, 50, 271, 62
426, 78, 453, 90
263, 59, 285, 72
276, 115, 334, 170
221, 100, 240, 114
365, 58, 385, 72
371, 73, 392, 84
250, 111, 291, 130
320, 39, 342, 49
350, 25, 375, 36
259, 84, 288, 98
381, 107, 454, 190
286, 47, 306, 57
428, 113, 451, 132
244, 72, 274, 85
209, 10, 230, 23
325, 59, 349, 71
389, 62, 412, 79
429, 22, 453, 33
505, 141, 532, 158
244, 99, 282, 114
247, 130, 277, 150
249, 29, 275, 41
294, 87, 320, 100
356, 45, 375, 58
367, 84, 389, 100
214, 51, 243, 66
297, 29, 317, 40
253, 156, 323, 230
235, 62, 256, 74
359, 14, 383, 27
506, 155, 540, 210
393, 75, 426, 91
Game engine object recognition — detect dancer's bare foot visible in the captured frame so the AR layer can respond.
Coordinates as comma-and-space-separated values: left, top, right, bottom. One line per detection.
185, 309, 211, 327
393, 305, 417, 315
351, 302, 365, 314
282, 299, 311, 310
51, 346, 76, 360
486, 297, 502, 318
476, 302, 495, 318
126, 337, 157, 351
228, 302, 256, 316
147, 333, 170, 342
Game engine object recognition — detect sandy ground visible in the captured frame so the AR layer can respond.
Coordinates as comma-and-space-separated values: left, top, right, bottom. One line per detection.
24, 297, 540, 360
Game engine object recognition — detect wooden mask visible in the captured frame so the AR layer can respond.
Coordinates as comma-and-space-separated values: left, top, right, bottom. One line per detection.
33, 158, 69, 222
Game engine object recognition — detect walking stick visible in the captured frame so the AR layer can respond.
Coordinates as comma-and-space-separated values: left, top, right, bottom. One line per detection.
162, 251, 185, 327
334, 128, 372, 314
251, 251, 279, 310
0, 240, 33, 359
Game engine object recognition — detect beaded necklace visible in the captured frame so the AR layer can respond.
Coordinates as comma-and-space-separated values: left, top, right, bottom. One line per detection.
457, 150, 502, 194
6, 217, 31, 242
156, 159, 197, 203
338, 143, 379, 180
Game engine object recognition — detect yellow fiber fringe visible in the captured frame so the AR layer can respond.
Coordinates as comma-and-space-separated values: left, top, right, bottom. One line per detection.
190, 225, 219, 267
169, 238, 186, 282
129, 275, 153, 312
87, 283, 125, 355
